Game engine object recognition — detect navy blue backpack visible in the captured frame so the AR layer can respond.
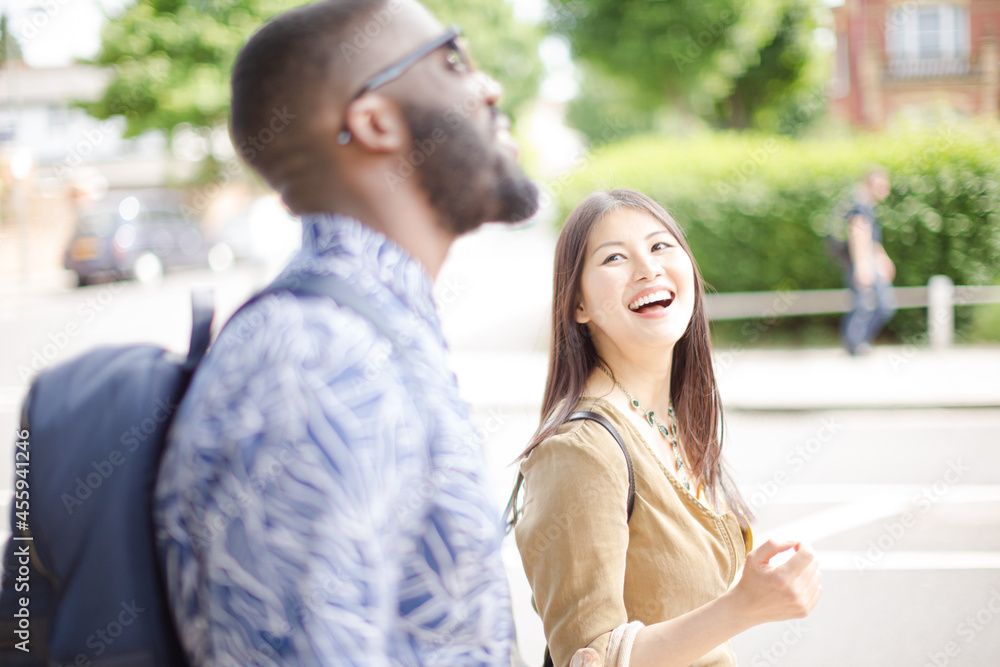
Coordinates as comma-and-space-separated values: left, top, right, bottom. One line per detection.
0, 290, 214, 666
0, 274, 385, 666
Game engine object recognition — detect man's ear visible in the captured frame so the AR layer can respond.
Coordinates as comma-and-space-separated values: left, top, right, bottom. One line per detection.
344, 94, 408, 152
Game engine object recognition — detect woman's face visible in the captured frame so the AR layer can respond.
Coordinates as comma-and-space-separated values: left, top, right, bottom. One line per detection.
574, 207, 697, 359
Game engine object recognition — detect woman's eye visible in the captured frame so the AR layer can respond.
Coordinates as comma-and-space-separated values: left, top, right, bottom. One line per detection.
652, 242, 672, 252
602, 252, 624, 264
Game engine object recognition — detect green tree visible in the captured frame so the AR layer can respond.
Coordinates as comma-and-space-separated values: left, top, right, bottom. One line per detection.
554, 0, 825, 136
564, 64, 657, 144
83, 0, 541, 141
710, 0, 827, 132
0, 14, 24, 66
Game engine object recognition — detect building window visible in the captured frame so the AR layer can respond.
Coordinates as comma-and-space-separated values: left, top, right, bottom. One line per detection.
886, 3, 970, 61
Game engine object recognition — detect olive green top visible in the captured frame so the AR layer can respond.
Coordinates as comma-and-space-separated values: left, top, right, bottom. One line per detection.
515, 397, 752, 667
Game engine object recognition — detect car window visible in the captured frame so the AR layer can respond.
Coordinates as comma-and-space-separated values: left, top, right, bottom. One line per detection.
148, 210, 186, 225
78, 206, 187, 233
78, 211, 120, 233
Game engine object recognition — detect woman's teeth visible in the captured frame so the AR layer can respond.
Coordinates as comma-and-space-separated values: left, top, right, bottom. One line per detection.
628, 290, 672, 311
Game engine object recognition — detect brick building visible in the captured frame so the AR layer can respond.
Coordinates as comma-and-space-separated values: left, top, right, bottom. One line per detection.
831, 0, 1000, 127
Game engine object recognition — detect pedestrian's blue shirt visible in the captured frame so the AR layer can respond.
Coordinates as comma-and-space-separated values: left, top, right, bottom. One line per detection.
154, 214, 513, 666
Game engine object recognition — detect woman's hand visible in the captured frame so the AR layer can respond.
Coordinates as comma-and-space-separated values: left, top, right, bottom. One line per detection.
571, 647, 601, 667
728, 539, 823, 626
601, 539, 820, 667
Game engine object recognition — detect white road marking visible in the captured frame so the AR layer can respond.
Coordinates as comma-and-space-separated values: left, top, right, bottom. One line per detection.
748, 485, 1000, 541
762, 497, 916, 545
746, 484, 1000, 504
817, 550, 1000, 571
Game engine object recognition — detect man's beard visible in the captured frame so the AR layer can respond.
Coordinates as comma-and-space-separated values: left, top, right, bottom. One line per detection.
402, 101, 540, 235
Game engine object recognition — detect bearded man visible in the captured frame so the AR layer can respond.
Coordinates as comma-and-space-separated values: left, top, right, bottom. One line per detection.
154, 1, 540, 664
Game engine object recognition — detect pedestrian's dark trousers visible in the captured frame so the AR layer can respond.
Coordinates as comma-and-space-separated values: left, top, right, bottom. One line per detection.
841, 273, 897, 353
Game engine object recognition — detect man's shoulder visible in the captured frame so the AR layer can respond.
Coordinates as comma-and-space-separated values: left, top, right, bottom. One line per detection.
213, 289, 398, 376
175, 290, 413, 434
225, 287, 380, 343
159, 288, 426, 478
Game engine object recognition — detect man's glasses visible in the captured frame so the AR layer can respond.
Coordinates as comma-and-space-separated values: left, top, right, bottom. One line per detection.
338, 26, 472, 145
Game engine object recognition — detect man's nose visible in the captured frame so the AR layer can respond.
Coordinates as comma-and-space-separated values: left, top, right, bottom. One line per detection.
476, 70, 503, 106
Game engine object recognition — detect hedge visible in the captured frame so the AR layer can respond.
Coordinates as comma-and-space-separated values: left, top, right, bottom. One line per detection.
549, 123, 1000, 344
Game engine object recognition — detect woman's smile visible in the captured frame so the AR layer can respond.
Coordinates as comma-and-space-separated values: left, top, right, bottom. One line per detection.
627, 286, 676, 315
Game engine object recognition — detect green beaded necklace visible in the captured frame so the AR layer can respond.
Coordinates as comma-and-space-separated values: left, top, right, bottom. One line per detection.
597, 362, 692, 491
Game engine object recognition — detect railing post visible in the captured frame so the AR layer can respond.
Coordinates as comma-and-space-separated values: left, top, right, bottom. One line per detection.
927, 275, 955, 349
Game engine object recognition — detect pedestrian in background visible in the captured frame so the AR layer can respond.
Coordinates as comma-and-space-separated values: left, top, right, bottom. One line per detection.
840, 167, 897, 356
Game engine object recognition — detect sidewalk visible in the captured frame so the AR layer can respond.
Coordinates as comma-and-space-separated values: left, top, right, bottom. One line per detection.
0, 269, 76, 297
710, 344, 1000, 410
450, 345, 1000, 412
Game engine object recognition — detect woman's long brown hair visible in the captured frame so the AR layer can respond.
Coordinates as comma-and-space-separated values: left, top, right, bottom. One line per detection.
515, 189, 751, 527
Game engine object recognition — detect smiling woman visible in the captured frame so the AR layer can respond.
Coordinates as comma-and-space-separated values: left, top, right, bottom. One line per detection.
510, 189, 823, 667
574, 209, 696, 366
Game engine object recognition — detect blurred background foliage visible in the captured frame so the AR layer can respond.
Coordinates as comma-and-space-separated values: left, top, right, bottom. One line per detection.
83, 0, 285, 137
552, 122, 1000, 343
81, 0, 541, 148
553, 0, 829, 140
0, 14, 24, 67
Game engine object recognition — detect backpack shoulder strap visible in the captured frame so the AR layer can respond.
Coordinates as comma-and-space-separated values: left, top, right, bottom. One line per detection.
567, 410, 636, 520
183, 289, 215, 372
279, 273, 407, 351
505, 409, 636, 532
224, 272, 410, 357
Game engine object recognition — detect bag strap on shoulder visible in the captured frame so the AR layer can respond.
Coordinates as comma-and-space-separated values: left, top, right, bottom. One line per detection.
504, 410, 636, 532
183, 289, 215, 372
221, 272, 410, 358
279, 273, 409, 352
566, 411, 635, 519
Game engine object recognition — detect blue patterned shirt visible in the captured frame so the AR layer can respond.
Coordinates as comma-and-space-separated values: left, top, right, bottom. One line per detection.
154, 214, 513, 666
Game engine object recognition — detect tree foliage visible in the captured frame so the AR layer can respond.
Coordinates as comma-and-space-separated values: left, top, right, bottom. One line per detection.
83, 0, 283, 137
553, 0, 827, 136
711, 0, 827, 132
84, 0, 541, 141
0, 14, 24, 66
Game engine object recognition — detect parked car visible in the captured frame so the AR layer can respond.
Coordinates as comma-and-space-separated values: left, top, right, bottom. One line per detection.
64, 191, 230, 286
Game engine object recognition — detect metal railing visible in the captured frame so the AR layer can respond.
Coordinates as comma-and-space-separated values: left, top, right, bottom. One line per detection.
885, 57, 973, 81
705, 276, 1000, 349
